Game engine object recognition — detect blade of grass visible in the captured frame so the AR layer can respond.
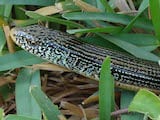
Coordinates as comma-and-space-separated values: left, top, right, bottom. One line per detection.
99, 57, 114, 120
113, 33, 159, 47
138, 0, 149, 11
0, 5, 12, 21
82, 91, 98, 105
82, 33, 158, 53
100, 0, 114, 12
0, 27, 6, 53
14, 19, 38, 27
30, 86, 63, 120
0, 0, 54, 6
3, 4, 12, 21
96, 0, 105, 11
58, 0, 80, 12
82, 0, 97, 7
68, 28, 158, 52
73, 0, 100, 12
0, 108, 4, 120
149, 0, 160, 41
5, 115, 39, 120
84, 19, 112, 27
14, 5, 28, 19
129, 89, 160, 119
0, 5, 4, 16
97, 33, 160, 61
63, 12, 153, 30
122, 0, 149, 32
16, 68, 41, 119
25, 11, 84, 28
82, 36, 125, 52
0, 50, 45, 71
121, 91, 144, 120
67, 26, 122, 34
113, 33, 159, 52
0, 6, 9, 25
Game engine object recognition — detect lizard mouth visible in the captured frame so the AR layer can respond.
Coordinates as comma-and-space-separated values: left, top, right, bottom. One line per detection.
10, 27, 36, 47
10, 27, 19, 45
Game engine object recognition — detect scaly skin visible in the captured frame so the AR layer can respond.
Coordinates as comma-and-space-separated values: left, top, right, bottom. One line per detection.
10, 25, 160, 92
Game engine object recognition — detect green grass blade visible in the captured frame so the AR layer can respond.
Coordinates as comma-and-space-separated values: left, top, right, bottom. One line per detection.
113, 33, 159, 47
97, 33, 160, 61
0, 5, 12, 21
138, 0, 149, 11
121, 91, 144, 120
68, 28, 158, 52
129, 89, 160, 119
30, 86, 62, 120
67, 26, 122, 34
0, 0, 54, 6
149, 0, 160, 41
0, 27, 6, 53
63, 12, 153, 30
5, 115, 39, 120
99, 57, 114, 120
0, 6, 4, 16
113, 33, 159, 52
100, 0, 114, 12
122, 0, 149, 32
25, 11, 84, 28
96, 0, 105, 11
124, 14, 142, 29
57, 0, 80, 12
0, 50, 45, 71
0, 108, 4, 120
3, 4, 12, 21
84, 0, 97, 7
82, 33, 158, 54
14, 5, 28, 19
16, 68, 41, 119
15, 19, 39, 27
82, 36, 125, 52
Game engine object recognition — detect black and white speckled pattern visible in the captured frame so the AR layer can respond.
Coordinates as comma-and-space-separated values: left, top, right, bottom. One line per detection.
10, 25, 160, 91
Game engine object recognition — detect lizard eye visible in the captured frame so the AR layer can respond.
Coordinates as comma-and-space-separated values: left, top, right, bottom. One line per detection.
23, 34, 38, 46
23, 37, 36, 46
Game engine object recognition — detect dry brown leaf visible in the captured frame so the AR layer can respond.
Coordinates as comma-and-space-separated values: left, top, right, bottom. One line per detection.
115, 0, 131, 12
3, 25, 15, 53
60, 101, 98, 119
29, 63, 69, 72
127, 0, 136, 10
0, 76, 15, 86
82, 95, 98, 105
35, 5, 63, 16
73, 0, 101, 12
53, 88, 79, 103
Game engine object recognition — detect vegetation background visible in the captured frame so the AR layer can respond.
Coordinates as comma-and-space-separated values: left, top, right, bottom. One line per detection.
0, 0, 160, 120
